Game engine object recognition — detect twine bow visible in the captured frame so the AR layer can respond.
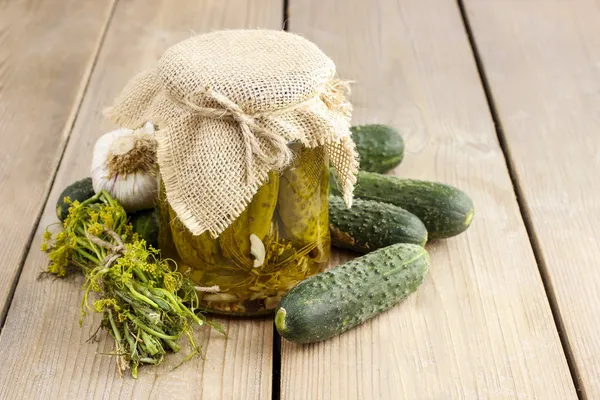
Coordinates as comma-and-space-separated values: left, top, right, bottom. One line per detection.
169, 80, 351, 183
173, 87, 296, 182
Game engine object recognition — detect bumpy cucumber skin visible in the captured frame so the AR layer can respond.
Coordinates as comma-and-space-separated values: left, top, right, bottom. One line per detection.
332, 171, 474, 239
129, 208, 159, 249
56, 178, 95, 222
329, 196, 427, 253
351, 125, 404, 173
275, 243, 429, 344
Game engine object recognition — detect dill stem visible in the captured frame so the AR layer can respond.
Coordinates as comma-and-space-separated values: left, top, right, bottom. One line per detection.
124, 324, 137, 360
131, 267, 148, 283
79, 192, 103, 207
135, 284, 170, 311
125, 283, 159, 308
141, 331, 159, 356
81, 268, 109, 311
156, 288, 202, 325
75, 234, 98, 254
151, 288, 183, 314
164, 339, 181, 352
127, 314, 178, 340
107, 309, 122, 343
75, 248, 100, 265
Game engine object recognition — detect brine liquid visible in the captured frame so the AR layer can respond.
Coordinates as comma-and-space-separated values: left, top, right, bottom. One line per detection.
158, 146, 330, 315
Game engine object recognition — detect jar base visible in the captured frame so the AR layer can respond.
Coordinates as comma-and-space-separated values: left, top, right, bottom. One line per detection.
198, 296, 281, 317
199, 306, 275, 318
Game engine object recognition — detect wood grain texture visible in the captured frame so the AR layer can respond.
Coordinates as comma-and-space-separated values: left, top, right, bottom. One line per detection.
0, 1, 281, 399
0, 0, 115, 317
463, 0, 600, 397
282, 0, 578, 399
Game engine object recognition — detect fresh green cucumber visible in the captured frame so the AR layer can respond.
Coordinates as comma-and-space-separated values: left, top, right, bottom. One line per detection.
56, 178, 95, 222
275, 243, 429, 343
329, 195, 427, 253
351, 124, 404, 173
331, 171, 474, 239
129, 208, 159, 249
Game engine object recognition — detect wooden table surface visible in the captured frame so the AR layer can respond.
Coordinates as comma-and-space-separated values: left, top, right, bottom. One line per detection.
0, 0, 598, 398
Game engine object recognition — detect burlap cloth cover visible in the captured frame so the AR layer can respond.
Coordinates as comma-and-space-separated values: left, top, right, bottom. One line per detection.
106, 30, 358, 237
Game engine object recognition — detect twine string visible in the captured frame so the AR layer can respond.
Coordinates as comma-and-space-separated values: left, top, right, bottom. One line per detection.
173, 87, 294, 182
170, 80, 350, 183
87, 229, 126, 269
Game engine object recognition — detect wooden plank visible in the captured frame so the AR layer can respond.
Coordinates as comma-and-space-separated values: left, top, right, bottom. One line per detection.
282, 0, 578, 398
0, 0, 115, 317
0, 1, 281, 399
463, 0, 600, 397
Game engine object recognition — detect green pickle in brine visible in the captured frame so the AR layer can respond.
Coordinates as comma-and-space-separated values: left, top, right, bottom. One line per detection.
168, 206, 219, 266
277, 145, 330, 263
157, 184, 177, 260
220, 171, 280, 269
157, 146, 331, 315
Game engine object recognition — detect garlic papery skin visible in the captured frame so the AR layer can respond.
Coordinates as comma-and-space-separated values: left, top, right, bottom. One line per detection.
91, 122, 158, 212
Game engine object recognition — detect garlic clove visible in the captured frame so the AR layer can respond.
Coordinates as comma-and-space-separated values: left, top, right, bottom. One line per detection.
203, 293, 239, 302
131, 171, 159, 210
108, 171, 157, 212
249, 234, 266, 268
91, 164, 112, 194
264, 296, 281, 310
113, 172, 137, 211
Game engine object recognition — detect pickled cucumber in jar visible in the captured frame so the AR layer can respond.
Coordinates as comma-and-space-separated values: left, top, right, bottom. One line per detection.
277, 145, 330, 263
157, 146, 331, 315
158, 181, 220, 278
219, 171, 279, 269
168, 205, 219, 266
157, 182, 177, 260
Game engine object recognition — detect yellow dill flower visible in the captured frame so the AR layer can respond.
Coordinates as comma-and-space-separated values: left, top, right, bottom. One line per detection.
100, 212, 114, 228
87, 222, 104, 236
90, 280, 101, 292
93, 298, 121, 313
89, 211, 99, 223
117, 312, 126, 323
119, 271, 133, 284
55, 231, 66, 242
64, 200, 82, 227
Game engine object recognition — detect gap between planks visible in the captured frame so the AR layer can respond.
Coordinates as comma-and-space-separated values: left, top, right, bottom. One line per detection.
272, 2, 289, 398
455, 0, 584, 398
0, 0, 119, 331
282, 0, 290, 31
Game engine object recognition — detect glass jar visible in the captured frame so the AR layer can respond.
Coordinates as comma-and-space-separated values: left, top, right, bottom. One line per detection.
158, 145, 330, 315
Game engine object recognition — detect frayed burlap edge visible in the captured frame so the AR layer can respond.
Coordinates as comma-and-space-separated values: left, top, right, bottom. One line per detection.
105, 72, 358, 237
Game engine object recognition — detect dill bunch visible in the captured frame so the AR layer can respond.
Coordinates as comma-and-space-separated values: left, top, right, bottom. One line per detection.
41, 191, 221, 378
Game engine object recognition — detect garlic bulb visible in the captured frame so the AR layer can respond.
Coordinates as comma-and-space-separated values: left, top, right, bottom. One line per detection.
91, 122, 158, 212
